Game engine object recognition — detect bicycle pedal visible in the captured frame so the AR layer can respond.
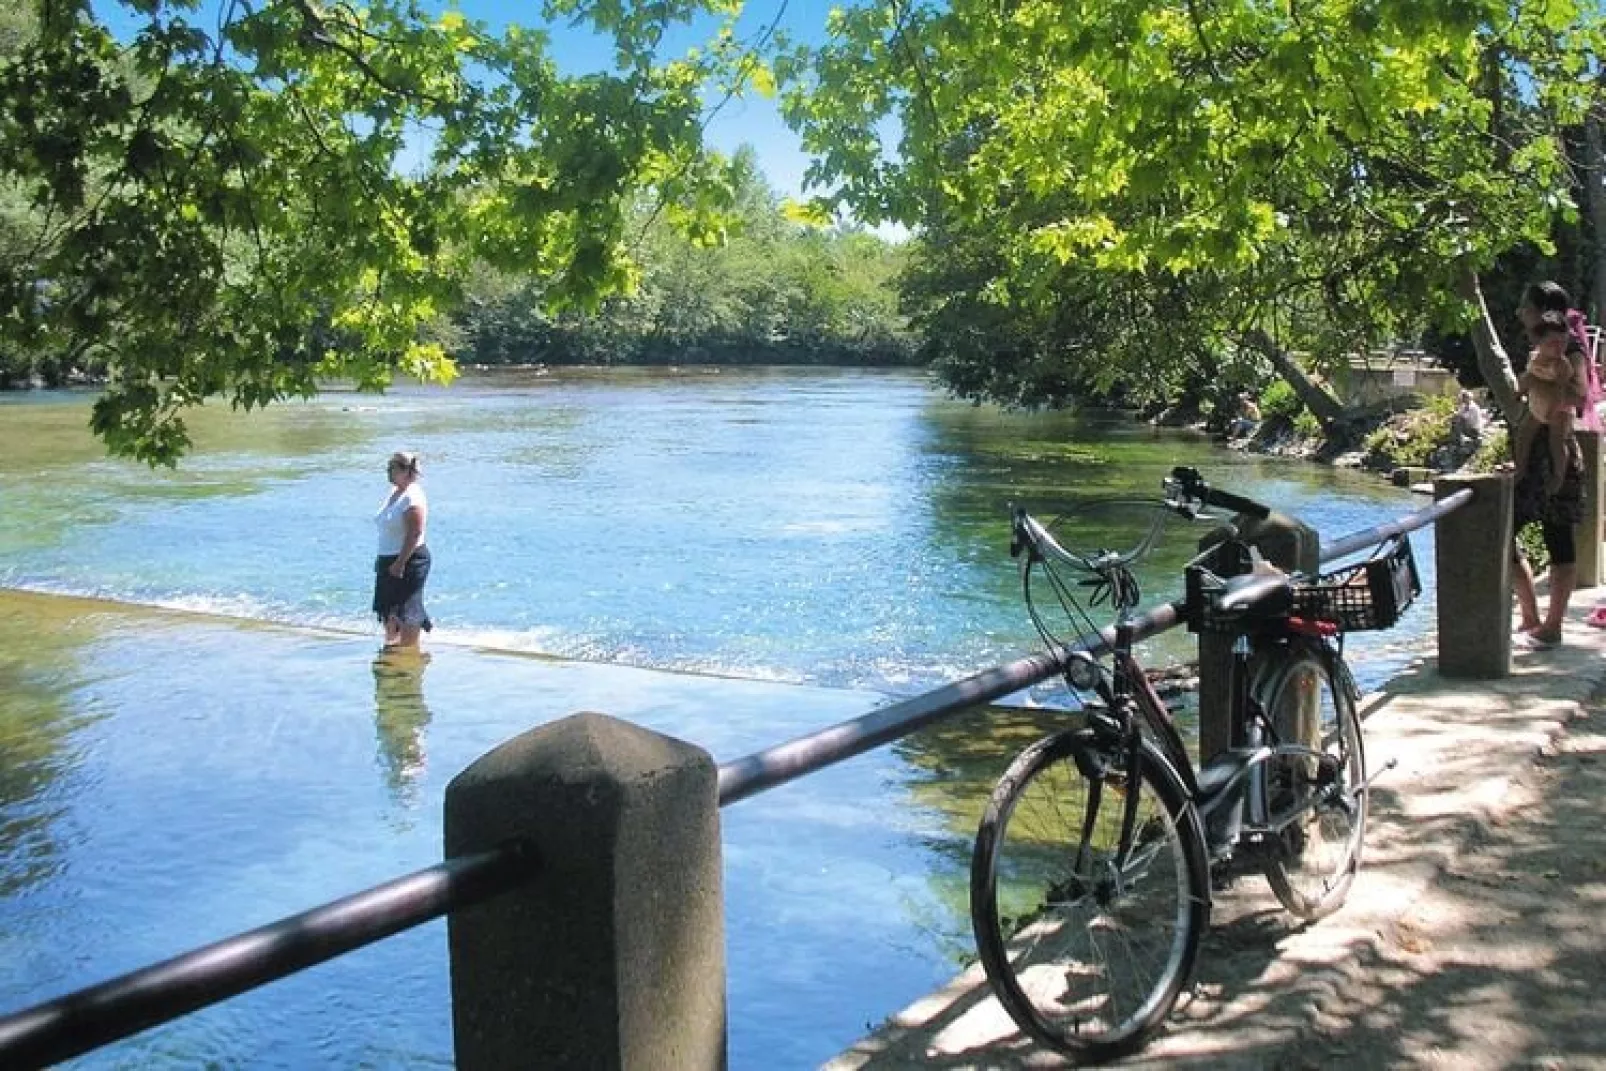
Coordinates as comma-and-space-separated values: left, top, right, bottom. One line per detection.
1209, 862, 1245, 893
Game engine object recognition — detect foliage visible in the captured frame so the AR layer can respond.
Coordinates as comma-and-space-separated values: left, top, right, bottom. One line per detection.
1362, 392, 1459, 470
780, 0, 1606, 414
1467, 425, 1511, 476
0, 0, 756, 462
1291, 409, 1324, 440
1258, 381, 1304, 422
1459, 421, 1545, 569
449, 151, 915, 366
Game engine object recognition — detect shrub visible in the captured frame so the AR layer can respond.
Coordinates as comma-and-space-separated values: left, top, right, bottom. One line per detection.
1464, 426, 1548, 570
1467, 426, 1509, 474
1258, 380, 1303, 421
1363, 392, 1459, 470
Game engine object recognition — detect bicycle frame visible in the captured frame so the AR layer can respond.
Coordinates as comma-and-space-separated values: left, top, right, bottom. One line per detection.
1086, 574, 1356, 869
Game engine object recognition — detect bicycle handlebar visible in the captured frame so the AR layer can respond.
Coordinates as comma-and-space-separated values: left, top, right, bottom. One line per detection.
1163, 466, 1271, 521
1012, 468, 1273, 578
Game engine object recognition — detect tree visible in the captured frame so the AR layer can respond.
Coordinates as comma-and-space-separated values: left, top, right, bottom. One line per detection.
0, 0, 750, 462
449, 144, 916, 367
781, 0, 1606, 422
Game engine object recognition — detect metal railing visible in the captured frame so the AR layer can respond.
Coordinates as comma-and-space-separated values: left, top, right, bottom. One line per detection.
719, 487, 1473, 807
0, 843, 539, 1069
0, 488, 1474, 1068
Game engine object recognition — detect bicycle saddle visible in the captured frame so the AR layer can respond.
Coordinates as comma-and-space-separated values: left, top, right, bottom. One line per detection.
1212, 571, 1293, 619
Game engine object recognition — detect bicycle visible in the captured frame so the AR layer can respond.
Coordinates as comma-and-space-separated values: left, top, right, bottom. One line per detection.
969, 466, 1415, 1062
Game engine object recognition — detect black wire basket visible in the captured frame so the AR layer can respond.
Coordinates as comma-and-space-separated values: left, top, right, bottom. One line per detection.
1289, 535, 1421, 632
1185, 534, 1421, 634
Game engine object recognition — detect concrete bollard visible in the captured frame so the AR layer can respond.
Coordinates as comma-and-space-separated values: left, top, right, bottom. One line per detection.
1574, 429, 1604, 589
1195, 511, 1319, 763
444, 712, 726, 1070
1434, 472, 1513, 679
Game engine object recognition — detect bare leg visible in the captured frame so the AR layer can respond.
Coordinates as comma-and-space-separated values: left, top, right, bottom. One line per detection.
1513, 550, 1542, 632
397, 622, 424, 650
384, 614, 403, 648
1538, 562, 1576, 642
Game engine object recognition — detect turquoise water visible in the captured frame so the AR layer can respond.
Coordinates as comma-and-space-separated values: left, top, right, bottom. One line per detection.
0, 370, 1434, 1067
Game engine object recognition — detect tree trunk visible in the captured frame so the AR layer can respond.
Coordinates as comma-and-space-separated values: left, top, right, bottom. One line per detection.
1457, 270, 1523, 429
1242, 329, 1347, 427
1585, 99, 1606, 323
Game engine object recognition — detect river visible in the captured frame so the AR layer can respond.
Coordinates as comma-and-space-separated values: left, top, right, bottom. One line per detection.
0, 368, 1435, 1068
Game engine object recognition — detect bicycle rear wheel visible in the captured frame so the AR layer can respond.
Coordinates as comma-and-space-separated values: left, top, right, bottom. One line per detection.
1258, 645, 1367, 920
971, 730, 1209, 1061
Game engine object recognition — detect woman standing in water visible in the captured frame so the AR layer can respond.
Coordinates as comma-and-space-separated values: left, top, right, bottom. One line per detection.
373, 451, 432, 651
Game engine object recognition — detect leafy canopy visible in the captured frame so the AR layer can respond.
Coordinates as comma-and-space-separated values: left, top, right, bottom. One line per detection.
0, 0, 756, 462
782, 0, 1605, 406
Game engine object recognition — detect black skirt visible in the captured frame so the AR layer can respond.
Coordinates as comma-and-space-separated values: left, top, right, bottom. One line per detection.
373, 546, 433, 631
1513, 425, 1584, 530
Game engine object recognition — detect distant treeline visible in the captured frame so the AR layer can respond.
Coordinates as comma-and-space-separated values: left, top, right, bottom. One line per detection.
439, 151, 918, 369
0, 146, 916, 390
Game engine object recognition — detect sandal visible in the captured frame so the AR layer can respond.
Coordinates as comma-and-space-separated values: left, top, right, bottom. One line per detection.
1586, 607, 1606, 629
1517, 630, 1561, 650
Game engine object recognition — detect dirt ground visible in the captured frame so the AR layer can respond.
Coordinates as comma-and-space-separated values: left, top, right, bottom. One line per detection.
1268, 713, 1606, 1070
830, 648, 1606, 1071
1164, 706, 1606, 1071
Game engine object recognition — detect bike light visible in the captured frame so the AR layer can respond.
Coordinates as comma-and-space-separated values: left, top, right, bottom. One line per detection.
1064, 651, 1102, 691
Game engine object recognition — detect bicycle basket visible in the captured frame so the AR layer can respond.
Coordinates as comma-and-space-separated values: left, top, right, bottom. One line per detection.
1290, 534, 1421, 632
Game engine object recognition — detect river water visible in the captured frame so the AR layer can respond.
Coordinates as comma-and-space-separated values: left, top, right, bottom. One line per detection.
0, 369, 1435, 1068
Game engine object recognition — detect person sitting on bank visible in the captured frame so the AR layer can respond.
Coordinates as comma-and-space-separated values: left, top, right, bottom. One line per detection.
1228, 391, 1261, 438
1449, 390, 1486, 448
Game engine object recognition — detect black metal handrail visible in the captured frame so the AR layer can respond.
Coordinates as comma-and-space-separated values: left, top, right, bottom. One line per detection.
717, 603, 1181, 806
0, 841, 538, 1070
0, 485, 1478, 1067
1320, 487, 1471, 563
718, 488, 1472, 807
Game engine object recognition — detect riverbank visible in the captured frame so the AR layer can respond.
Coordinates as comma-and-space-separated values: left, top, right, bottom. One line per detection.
1201, 402, 1497, 496
827, 597, 1606, 1069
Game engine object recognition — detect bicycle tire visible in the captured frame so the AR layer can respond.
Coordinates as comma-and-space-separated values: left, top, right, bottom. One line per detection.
971, 729, 1209, 1061
1257, 643, 1367, 920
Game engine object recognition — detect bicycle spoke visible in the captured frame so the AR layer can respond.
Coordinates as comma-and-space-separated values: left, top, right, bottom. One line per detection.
974, 736, 1205, 1057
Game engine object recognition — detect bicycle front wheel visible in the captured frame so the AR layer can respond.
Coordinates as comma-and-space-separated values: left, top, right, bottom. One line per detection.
1258, 644, 1367, 920
970, 730, 1209, 1061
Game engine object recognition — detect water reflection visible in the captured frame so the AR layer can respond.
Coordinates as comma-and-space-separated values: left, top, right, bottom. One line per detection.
371, 650, 433, 807
0, 593, 104, 898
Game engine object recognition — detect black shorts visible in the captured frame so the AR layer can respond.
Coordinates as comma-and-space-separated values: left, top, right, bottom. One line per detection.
373, 546, 433, 631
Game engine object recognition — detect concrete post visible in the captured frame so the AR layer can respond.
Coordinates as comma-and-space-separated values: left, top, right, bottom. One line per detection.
1574, 429, 1604, 589
1196, 632, 1236, 764
1196, 512, 1319, 763
444, 712, 726, 1070
1434, 472, 1514, 679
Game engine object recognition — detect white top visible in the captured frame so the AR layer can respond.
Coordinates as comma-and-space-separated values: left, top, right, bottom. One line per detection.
375, 485, 427, 556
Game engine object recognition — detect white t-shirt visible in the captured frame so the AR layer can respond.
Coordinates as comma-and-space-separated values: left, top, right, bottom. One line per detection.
375, 485, 428, 556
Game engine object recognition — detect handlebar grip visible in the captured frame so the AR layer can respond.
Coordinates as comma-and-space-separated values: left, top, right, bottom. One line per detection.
1204, 487, 1270, 520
